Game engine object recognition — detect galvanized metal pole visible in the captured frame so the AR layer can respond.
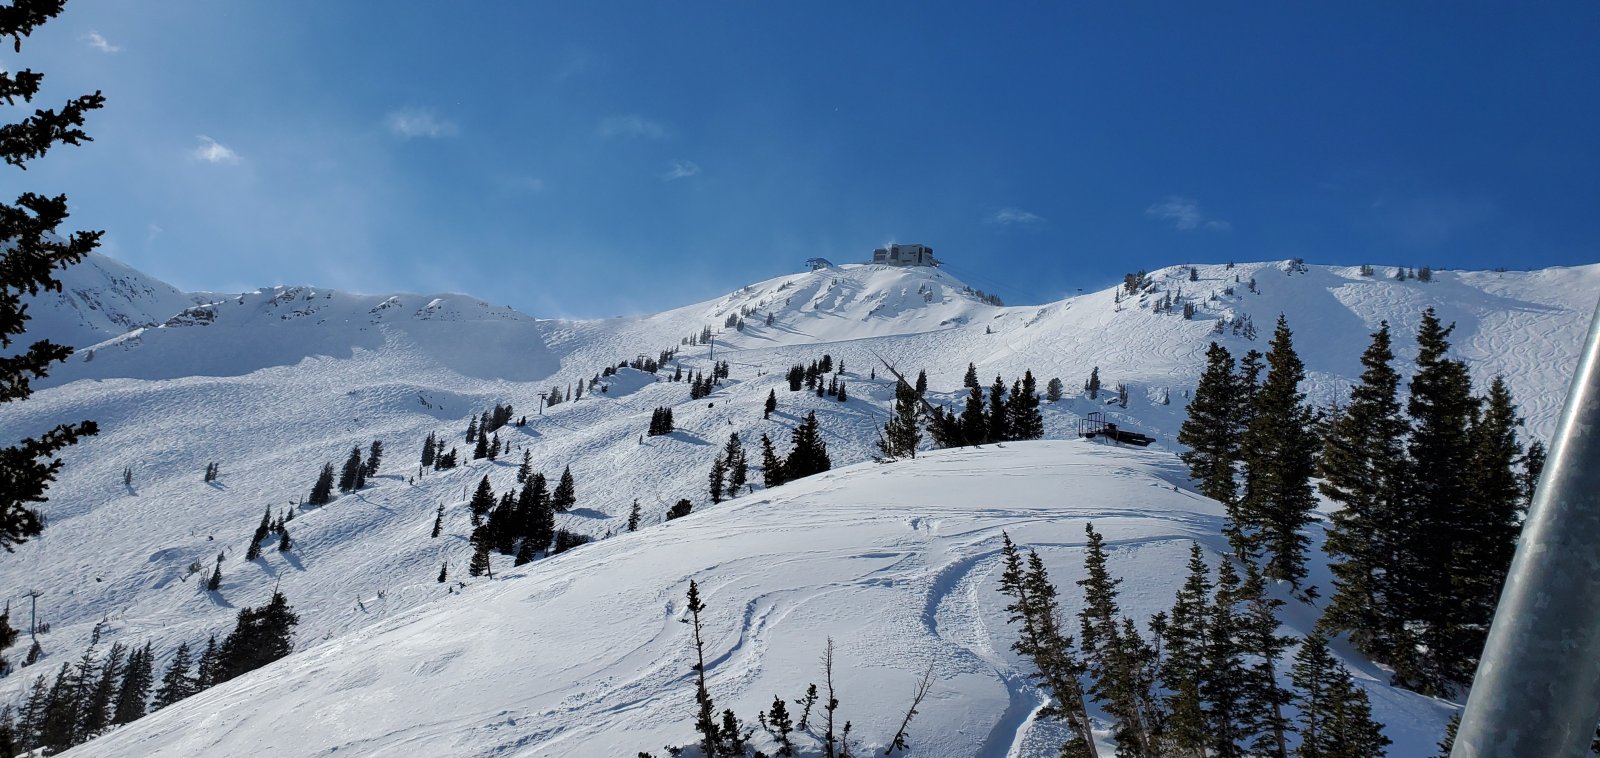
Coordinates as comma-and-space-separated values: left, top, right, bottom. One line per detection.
1453, 297, 1600, 758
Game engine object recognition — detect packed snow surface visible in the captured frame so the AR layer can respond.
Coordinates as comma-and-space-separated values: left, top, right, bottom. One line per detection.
67, 442, 1451, 757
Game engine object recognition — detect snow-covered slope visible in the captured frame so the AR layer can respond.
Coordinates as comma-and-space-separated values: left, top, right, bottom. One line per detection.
0, 255, 1593, 756
13, 252, 200, 349
65, 443, 1451, 757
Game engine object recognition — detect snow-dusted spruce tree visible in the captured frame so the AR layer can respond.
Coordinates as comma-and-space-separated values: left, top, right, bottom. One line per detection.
0, 0, 105, 552
151, 641, 195, 711
708, 455, 727, 504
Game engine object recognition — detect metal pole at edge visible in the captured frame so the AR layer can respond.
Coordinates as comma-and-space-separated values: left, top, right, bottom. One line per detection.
1453, 297, 1600, 757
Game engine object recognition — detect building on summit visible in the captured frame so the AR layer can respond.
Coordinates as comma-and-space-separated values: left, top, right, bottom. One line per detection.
871, 243, 938, 268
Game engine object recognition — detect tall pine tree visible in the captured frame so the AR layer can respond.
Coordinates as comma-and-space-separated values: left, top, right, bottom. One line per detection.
1237, 315, 1318, 588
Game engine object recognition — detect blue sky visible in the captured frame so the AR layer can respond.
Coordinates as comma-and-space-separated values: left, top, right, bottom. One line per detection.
14, 2, 1599, 317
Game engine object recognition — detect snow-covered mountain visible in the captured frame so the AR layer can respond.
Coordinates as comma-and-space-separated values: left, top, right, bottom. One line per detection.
14, 252, 201, 350
0, 254, 1593, 756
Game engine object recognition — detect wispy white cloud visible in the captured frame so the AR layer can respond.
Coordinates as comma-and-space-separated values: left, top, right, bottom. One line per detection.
1145, 196, 1229, 232
386, 108, 458, 139
83, 31, 121, 53
987, 207, 1045, 225
192, 136, 239, 165
663, 160, 700, 181
508, 176, 546, 192
598, 115, 667, 140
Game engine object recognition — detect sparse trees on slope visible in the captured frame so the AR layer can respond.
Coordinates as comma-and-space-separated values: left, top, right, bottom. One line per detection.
0, 0, 105, 553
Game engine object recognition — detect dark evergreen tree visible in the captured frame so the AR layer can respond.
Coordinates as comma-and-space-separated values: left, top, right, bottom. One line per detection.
438, 561, 450, 581
1202, 559, 1247, 758
40, 660, 79, 752
880, 380, 922, 459
432, 503, 444, 538
308, 462, 336, 505
1238, 562, 1293, 758
959, 384, 987, 446
469, 476, 496, 519
472, 431, 490, 460
520, 473, 554, 559
338, 446, 363, 491
987, 376, 1010, 443
724, 433, 748, 495
765, 388, 777, 419
420, 431, 437, 468
1237, 315, 1318, 587
112, 643, 151, 726
1292, 632, 1390, 758
278, 527, 291, 552
760, 433, 787, 488
709, 455, 727, 504
195, 634, 221, 690
517, 449, 532, 483
1178, 342, 1241, 507
1086, 367, 1101, 399
0, 0, 105, 553
1400, 308, 1480, 694
1047, 376, 1064, 402
18, 673, 48, 754
552, 466, 576, 512
963, 362, 980, 389
486, 433, 500, 461
80, 641, 124, 739
364, 439, 383, 477
1160, 543, 1213, 757
465, 415, 479, 442
914, 369, 928, 396
627, 499, 642, 532
1007, 371, 1045, 440
1319, 322, 1411, 665
1521, 438, 1546, 507
216, 590, 299, 683
206, 563, 222, 592
684, 581, 722, 757
468, 523, 492, 577
667, 499, 693, 520
246, 506, 270, 560
1453, 375, 1525, 675
998, 535, 1095, 756
784, 412, 831, 480
151, 641, 195, 711
1076, 524, 1156, 756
